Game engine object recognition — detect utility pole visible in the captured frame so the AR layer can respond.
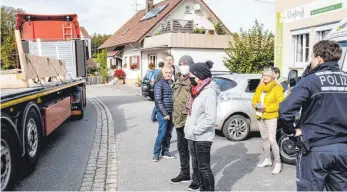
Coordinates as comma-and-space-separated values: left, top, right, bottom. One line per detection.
133, 0, 140, 14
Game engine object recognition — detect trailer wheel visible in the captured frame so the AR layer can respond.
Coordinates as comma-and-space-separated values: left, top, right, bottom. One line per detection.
72, 87, 85, 120
1, 125, 20, 191
21, 105, 43, 172
83, 85, 87, 108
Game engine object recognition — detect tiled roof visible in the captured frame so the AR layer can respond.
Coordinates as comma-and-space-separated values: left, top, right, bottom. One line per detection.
87, 58, 97, 68
80, 27, 91, 38
99, 0, 183, 49
107, 50, 121, 57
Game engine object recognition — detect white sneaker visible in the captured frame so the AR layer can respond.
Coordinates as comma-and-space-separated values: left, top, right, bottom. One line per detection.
272, 163, 282, 174
257, 159, 272, 168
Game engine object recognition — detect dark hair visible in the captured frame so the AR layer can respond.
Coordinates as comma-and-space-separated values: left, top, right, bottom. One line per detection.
313, 40, 342, 62
166, 54, 174, 60
272, 67, 280, 79
158, 61, 164, 68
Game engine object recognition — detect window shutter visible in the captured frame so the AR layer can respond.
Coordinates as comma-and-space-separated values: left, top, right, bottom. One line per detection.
136, 56, 140, 65
130, 56, 132, 65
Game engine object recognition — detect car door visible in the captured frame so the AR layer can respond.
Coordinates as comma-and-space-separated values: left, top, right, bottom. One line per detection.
241, 78, 261, 131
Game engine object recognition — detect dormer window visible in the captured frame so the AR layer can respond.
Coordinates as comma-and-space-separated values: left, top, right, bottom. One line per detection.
185, 5, 192, 14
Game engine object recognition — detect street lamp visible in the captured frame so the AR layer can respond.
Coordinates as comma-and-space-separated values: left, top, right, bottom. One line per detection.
254, 0, 275, 4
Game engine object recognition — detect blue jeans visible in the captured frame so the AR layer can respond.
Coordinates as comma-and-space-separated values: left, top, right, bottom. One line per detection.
189, 140, 214, 191
151, 106, 158, 121
153, 112, 174, 155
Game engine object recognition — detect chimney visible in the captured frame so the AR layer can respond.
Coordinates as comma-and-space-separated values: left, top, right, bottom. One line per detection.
146, 0, 154, 13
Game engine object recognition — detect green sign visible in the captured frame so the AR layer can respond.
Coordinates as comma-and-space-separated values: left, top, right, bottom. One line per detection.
311, 3, 342, 15
275, 12, 283, 71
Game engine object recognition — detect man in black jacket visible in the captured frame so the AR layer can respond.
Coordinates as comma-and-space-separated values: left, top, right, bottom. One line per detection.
279, 40, 347, 191
152, 66, 176, 162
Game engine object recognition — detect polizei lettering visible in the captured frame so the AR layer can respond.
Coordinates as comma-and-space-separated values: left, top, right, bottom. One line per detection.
316, 71, 347, 92
319, 75, 347, 86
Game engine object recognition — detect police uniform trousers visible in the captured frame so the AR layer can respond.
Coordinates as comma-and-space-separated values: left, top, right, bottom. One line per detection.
296, 143, 347, 191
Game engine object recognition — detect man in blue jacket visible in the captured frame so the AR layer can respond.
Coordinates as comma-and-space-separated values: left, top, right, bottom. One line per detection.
279, 40, 347, 191
152, 66, 176, 162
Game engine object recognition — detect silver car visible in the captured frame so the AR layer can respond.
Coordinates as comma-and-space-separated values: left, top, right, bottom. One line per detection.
213, 73, 297, 165
213, 73, 262, 141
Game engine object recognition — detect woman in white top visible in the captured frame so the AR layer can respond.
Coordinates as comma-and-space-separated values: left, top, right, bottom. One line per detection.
252, 68, 284, 174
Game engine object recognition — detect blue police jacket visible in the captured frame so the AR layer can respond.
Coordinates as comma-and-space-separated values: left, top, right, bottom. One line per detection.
279, 61, 347, 147
154, 79, 173, 117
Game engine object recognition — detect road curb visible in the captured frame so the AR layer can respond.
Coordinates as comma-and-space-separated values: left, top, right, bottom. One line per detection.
79, 97, 118, 191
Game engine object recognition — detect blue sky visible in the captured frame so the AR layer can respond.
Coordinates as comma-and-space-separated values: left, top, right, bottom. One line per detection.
2, 0, 275, 35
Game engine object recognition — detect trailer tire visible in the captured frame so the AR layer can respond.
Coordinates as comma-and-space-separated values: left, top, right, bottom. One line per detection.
21, 105, 43, 173
72, 87, 85, 120
1, 126, 20, 191
83, 85, 87, 108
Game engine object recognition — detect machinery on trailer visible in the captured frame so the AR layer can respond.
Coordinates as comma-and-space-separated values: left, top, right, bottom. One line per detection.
1, 13, 88, 190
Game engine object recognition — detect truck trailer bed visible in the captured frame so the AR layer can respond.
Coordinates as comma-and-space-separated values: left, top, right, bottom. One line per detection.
1, 78, 85, 108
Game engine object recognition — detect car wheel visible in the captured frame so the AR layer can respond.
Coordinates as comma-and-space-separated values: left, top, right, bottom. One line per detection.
21, 106, 43, 173
278, 132, 297, 165
149, 95, 154, 101
222, 115, 250, 141
1, 126, 20, 191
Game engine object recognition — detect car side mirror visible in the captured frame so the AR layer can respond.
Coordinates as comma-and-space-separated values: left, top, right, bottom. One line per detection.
288, 70, 298, 85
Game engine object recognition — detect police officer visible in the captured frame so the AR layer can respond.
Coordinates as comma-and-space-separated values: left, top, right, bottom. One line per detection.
279, 40, 347, 191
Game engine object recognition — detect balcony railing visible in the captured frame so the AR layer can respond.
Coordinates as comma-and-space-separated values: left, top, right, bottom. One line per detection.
143, 33, 233, 49
160, 19, 194, 33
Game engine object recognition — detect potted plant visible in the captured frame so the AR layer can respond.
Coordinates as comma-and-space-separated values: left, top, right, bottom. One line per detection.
207, 29, 215, 35
135, 75, 142, 87
114, 69, 126, 84
130, 63, 138, 70
148, 62, 155, 70
214, 22, 226, 35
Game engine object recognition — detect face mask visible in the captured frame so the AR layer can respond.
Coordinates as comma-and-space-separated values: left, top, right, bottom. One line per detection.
179, 65, 190, 76
189, 77, 198, 86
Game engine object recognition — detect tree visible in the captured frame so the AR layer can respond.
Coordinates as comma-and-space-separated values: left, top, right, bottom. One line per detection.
224, 20, 274, 73
91, 33, 112, 58
1, 6, 24, 70
96, 49, 108, 79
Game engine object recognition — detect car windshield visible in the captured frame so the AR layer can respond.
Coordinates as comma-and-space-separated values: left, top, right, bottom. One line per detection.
144, 70, 155, 80
213, 77, 237, 92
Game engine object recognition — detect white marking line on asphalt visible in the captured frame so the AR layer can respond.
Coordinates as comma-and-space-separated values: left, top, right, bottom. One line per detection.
79, 97, 118, 191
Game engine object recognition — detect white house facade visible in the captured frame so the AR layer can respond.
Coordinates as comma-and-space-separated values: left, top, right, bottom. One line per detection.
99, 0, 232, 84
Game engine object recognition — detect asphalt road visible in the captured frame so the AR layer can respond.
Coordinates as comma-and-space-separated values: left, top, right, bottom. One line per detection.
14, 84, 297, 191
97, 85, 297, 191
14, 100, 97, 191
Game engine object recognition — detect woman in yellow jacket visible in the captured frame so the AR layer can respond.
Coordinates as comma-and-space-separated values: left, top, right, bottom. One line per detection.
252, 68, 284, 175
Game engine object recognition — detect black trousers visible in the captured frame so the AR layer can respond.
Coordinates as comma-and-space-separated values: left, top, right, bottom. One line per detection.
176, 128, 190, 175
296, 143, 347, 191
188, 140, 214, 191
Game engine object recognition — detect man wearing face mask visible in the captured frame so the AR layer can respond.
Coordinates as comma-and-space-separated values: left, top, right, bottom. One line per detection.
279, 40, 347, 191
170, 55, 194, 184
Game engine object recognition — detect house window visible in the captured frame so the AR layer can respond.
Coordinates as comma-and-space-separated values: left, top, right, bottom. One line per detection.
148, 54, 157, 68
185, 5, 192, 14
123, 56, 128, 68
317, 30, 331, 41
130, 55, 140, 70
294, 33, 310, 67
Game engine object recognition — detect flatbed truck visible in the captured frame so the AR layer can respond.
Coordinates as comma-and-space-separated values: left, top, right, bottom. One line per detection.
1, 13, 88, 191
